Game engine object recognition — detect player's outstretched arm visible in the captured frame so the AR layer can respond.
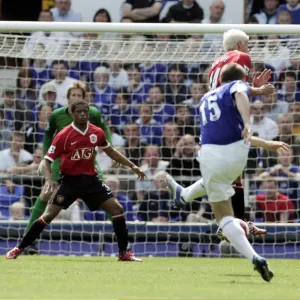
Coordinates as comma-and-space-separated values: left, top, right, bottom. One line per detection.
249, 84, 275, 97
250, 136, 290, 155
102, 146, 146, 180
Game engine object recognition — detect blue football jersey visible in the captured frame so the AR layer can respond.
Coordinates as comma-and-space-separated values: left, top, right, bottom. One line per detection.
200, 80, 250, 145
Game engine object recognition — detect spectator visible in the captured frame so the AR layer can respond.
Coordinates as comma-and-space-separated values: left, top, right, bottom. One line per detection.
250, 100, 279, 140
253, 0, 279, 24
16, 68, 37, 109
278, 71, 300, 102
0, 132, 33, 172
164, 65, 190, 105
183, 81, 207, 118
277, 9, 293, 24
98, 125, 127, 170
93, 8, 111, 22
160, 122, 180, 161
51, 0, 82, 22
247, 0, 285, 19
136, 103, 163, 145
138, 170, 182, 222
289, 102, 300, 135
110, 88, 138, 134
24, 105, 52, 154
277, 0, 300, 24
25, 10, 69, 57
123, 121, 147, 167
262, 113, 300, 167
140, 62, 167, 85
96, 149, 113, 173
263, 35, 291, 78
0, 88, 30, 132
29, 55, 53, 91
175, 104, 199, 138
114, 17, 147, 53
108, 61, 128, 90
259, 148, 300, 205
93, 66, 116, 119
79, 38, 102, 84
262, 93, 288, 122
31, 82, 59, 122
147, 85, 175, 124
9, 201, 25, 221
108, 125, 125, 148
38, 9, 54, 22
202, 0, 227, 24
0, 180, 24, 219
256, 180, 295, 222
107, 176, 135, 221
122, 0, 162, 23
135, 145, 169, 201
39, 81, 58, 109
92, 8, 118, 40
125, 64, 152, 106
0, 110, 11, 151
7, 145, 43, 175
39, 60, 78, 107
85, 85, 94, 105
247, 15, 259, 24
201, 1, 228, 49
165, 0, 203, 23
167, 134, 201, 187
65, 54, 85, 82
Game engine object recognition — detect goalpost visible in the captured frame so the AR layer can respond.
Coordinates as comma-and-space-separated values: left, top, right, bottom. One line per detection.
0, 22, 300, 258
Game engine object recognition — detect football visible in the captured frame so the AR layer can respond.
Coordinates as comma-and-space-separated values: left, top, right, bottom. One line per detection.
223, 219, 250, 243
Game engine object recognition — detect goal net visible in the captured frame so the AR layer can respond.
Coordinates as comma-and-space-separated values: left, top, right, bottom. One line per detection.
0, 23, 300, 258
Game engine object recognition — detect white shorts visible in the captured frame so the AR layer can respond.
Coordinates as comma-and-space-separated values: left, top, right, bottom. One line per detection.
198, 140, 250, 203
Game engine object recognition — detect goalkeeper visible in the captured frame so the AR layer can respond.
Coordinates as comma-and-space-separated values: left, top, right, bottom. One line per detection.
24, 82, 111, 253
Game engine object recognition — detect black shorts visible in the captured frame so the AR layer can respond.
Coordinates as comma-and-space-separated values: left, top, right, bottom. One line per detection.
49, 174, 114, 211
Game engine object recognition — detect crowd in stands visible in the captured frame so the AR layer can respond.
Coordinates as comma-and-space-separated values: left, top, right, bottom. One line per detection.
0, 0, 300, 224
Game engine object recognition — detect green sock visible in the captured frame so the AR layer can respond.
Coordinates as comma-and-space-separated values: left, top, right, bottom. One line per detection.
24, 197, 48, 233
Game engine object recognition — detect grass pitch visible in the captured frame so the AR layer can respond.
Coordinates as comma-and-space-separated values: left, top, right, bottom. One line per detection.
1, 256, 300, 300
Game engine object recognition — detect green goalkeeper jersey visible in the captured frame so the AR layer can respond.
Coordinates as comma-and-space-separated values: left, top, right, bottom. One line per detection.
43, 106, 111, 155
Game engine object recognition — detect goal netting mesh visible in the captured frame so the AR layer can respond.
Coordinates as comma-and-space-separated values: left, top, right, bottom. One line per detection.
0, 27, 300, 258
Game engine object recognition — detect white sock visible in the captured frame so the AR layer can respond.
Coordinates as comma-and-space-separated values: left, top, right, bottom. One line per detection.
181, 178, 206, 203
220, 216, 259, 263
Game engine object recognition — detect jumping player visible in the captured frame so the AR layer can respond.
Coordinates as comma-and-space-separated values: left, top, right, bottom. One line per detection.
6, 100, 146, 261
193, 63, 282, 281
23, 82, 111, 254
167, 29, 276, 237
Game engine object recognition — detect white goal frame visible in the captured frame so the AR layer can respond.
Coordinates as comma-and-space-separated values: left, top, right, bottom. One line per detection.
0, 21, 300, 35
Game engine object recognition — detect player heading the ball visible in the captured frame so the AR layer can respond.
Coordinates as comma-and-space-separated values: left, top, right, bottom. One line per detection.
6, 100, 146, 261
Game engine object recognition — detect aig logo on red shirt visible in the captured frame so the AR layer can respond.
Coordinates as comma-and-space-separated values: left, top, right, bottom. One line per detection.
71, 148, 94, 160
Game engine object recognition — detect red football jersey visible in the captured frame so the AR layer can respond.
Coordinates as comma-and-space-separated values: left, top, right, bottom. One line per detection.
209, 50, 252, 90
45, 123, 109, 176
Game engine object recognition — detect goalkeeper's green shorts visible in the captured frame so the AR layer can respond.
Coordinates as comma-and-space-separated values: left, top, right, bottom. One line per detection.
50, 158, 104, 182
